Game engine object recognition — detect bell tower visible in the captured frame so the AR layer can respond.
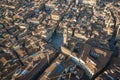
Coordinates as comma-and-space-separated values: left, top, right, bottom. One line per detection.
63, 26, 68, 44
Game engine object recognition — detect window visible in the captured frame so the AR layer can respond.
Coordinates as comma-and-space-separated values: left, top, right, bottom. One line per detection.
89, 52, 99, 59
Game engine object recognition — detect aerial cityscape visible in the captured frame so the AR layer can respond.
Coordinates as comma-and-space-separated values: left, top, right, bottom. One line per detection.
0, 0, 120, 80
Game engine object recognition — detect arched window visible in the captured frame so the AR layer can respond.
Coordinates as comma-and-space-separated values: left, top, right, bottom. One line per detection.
89, 52, 99, 59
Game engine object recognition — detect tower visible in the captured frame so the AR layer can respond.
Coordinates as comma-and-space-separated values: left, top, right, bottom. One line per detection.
63, 26, 68, 44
